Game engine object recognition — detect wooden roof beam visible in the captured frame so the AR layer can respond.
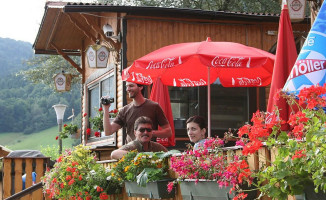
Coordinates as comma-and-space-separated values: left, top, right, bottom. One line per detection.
51, 42, 84, 74
80, 13, 120, 51
45, 9, 61, 50
65, 13, 97, 43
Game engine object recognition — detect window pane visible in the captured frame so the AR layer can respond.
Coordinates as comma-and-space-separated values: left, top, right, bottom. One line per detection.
169, 87, 198, 129
101, 76, 115, 111
210, 85, 248, 130
89, 85, 100, 119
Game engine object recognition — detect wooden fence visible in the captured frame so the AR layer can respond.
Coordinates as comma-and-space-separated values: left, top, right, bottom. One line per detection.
1, 157, 50, 200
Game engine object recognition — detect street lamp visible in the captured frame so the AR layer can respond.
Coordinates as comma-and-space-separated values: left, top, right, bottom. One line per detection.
53, 104, 67, 154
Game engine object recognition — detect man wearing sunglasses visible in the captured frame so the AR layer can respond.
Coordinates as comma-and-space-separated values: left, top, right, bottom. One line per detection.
111, 116, 167, 160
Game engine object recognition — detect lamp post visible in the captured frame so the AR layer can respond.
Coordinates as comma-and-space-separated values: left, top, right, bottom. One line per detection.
53, 104, 67, 155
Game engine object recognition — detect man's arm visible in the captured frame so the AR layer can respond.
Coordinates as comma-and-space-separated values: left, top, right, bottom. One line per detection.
153, 123, 172, 138
111, 149, 129, 160
103, 104, 121, 136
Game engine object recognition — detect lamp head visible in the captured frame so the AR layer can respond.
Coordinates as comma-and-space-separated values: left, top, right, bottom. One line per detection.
53, 104, 67, 124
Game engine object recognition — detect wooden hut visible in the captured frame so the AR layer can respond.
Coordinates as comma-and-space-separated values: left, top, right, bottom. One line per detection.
33, 1, 310, 159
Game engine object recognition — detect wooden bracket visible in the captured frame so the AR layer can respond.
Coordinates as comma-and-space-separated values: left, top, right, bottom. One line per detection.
65, 13, 97, 43
51, 42, 83, 74
80, 13, 121, 51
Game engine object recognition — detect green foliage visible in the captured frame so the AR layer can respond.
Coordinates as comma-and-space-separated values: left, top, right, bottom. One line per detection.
109, 150, 178, 187
0, 126, 79, 151
89, 107, 104, 131
19, 55, 81, 89
0, 38, 81, 133
60, 123, 79, 139
0, 37, 33, 77
100, 0, 282, 13
42, 145, 122, 199
39, 145, 61, 161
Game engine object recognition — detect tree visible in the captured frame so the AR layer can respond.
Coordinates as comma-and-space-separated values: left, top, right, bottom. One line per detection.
99, 0, 282, 14
18, 55, 81, 90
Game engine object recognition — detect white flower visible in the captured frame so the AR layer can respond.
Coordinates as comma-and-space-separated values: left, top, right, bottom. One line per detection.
107, 176, 112, 181
90, 170, 96, 175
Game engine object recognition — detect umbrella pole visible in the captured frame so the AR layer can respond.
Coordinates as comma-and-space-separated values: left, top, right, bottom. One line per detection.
207, 67, 211, 138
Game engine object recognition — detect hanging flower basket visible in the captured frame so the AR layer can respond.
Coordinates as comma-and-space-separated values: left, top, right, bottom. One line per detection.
125, 179, 176, 199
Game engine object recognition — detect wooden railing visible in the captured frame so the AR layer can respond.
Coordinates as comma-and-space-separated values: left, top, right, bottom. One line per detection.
1, 157, 50, 200
0, 146, 297, 200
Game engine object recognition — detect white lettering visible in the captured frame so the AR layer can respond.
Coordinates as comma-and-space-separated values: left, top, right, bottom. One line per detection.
146, 58, 177, 69
178, 78, 206, 87
236, 77, 262, 86
303, 36, 315, 47
211, 56, 245, 67
130, 73, 152, 84
289, 60, 326, 79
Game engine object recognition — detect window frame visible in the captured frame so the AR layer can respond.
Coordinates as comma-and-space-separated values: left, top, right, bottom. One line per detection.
86, 71, 117, 146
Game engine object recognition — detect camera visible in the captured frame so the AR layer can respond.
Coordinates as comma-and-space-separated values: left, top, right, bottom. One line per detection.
101, 97, 114, 105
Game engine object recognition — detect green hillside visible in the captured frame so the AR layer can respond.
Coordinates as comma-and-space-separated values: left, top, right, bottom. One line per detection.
0, 126, 80, 151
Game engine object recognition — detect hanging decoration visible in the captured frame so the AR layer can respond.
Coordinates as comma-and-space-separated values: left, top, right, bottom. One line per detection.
86, 44, 110, 68
54, 72, 72, 92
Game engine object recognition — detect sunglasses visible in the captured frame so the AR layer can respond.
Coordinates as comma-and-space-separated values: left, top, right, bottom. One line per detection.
137, 128, 153, 133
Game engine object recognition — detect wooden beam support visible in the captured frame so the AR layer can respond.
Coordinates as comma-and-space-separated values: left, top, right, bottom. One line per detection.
65, 13, 97, 43
80, 13, 120, 51
51, 42, 83, 74
46, 9, 61, 50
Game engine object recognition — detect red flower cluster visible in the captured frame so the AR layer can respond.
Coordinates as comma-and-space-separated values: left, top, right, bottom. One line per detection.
298, 84, 326, 109
292, 149, 306, 160
95, 131, 101, 137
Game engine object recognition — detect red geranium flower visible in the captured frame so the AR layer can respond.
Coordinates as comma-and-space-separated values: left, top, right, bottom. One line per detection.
95, 131, 100, 137
83, 113, 87, 117
55, 136, 59, 140
98, 107, 103, 112
86, 128, 91, 136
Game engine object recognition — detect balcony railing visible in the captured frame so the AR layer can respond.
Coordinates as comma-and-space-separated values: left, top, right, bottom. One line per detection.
1, 146, 295, 200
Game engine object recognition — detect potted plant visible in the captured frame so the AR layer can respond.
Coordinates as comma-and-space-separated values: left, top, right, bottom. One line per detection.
108, 150, 179, 199
58, 123, 79, 139
169, 137, 255, 200
89, 107, 104, 133
236, 84, 326, 199
42, 145, 122, 199
88, 108, 119, 137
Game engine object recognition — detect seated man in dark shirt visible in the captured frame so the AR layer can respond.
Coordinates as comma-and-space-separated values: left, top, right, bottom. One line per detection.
111, 116, 167, 160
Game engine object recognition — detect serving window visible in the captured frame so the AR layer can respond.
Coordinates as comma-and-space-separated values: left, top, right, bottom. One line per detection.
169, 84, 261, 142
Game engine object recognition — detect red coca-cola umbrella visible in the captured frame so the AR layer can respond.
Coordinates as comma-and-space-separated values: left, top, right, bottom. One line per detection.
122, 38, 275, 137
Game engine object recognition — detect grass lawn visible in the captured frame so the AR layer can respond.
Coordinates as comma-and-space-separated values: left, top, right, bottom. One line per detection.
0, 126, 79, 151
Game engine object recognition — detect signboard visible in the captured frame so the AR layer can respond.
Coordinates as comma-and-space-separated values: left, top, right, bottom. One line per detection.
86, 45, 109, 68
54, 73, 72, 92
287, 0, 306, 22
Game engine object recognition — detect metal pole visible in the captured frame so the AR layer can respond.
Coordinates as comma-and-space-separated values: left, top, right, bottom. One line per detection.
207, 66, 211, 138
58, 119, 63, 155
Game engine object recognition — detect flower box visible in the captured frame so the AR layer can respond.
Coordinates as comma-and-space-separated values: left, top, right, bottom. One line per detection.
125, 179, 175, 199
295, 183, 326, 200
179, 180, 233, 200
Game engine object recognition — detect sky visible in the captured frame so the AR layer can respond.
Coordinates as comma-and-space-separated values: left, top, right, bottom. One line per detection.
0, 0, 46, 44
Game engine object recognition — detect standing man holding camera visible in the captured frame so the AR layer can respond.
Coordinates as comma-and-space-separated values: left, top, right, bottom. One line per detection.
102, 82, 172, 144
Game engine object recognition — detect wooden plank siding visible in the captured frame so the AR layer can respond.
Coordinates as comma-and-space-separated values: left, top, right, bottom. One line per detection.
101, 16, 309, 151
